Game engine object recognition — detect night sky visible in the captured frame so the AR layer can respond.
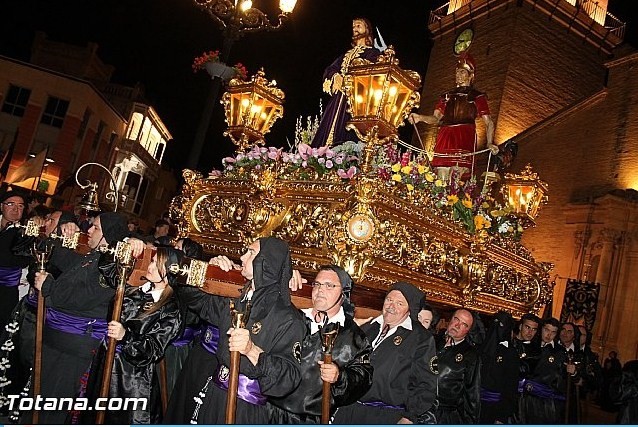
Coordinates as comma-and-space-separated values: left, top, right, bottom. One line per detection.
0, 0, 636, 175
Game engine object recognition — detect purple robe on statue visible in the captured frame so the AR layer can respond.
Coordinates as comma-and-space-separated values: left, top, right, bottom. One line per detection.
311, 45, 381, 148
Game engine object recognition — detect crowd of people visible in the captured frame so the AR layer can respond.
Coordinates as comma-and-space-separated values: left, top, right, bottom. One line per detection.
1, 188, 638, 425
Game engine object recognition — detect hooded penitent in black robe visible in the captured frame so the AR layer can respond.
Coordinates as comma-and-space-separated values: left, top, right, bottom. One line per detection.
2, 214, 80, 422
332, 282, 438, 424
163, 321, 219, 424
434, 331, 482, 424
518, 340, 569, 424
37, 212, 128, 424
479, 311, 520, 423
267, 265, 373, 423
175, 237, 306, 424
163, 238, 207, 400
0, 193, 32, 332
267, 310, 373, 423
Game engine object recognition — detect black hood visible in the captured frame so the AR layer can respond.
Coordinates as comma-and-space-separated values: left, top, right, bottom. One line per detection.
248, 236, 293, 321
390, 281, 424, 322
480, 310, 513, 358
181, 238, 204, 260
99, 212, 128, 245
319, 265, 355, 317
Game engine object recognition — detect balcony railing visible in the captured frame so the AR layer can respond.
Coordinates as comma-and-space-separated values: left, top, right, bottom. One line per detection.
117, 138, 160, 177
429, 0, 625, 39
581, 0, 626, 39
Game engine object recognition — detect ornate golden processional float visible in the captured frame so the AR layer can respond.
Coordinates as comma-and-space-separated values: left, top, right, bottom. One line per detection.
170, 47, 553, 318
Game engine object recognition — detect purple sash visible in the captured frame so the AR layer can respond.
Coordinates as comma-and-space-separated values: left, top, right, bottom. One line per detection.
480, 387, 502, 402
518, 379, 566, 401
0, 266, 21, 287
25, 289, 38, 307
212, 364, 267, 406
171, 325, 201, 347
45, 308, 108, 340
358, 400, 406, 410
199, 324, 220, 354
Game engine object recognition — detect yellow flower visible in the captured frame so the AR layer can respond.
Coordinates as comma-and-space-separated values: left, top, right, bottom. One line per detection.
481, 202, 490, 209
474, 215, 492, 230
401, 165, 412, 174
425, 173, 435, 183
447, 195, 459, 205
434, 178, 443, 186
392, 174, 402, 182
391, 163, 401, 173
407, 183, 414, 191
462, 196, 473, 209
417, 165, 427, 174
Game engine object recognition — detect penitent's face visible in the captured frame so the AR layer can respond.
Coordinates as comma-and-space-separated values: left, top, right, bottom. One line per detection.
447, 309, 473, 340
311, 270, 343, 313
1, 196, 25, 223
418, 309, 433, 329
541, 324, 558, 344
382, 290, 410, 327
239, 240, 260, 280
87, 216, 105, 248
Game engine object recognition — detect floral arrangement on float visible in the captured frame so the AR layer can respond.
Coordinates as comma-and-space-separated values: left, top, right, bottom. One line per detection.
192, 50, 249, 81
209, 140, 524, 240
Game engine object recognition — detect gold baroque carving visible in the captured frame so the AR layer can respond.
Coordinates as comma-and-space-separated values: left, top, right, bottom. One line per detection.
171, 171, 553, 315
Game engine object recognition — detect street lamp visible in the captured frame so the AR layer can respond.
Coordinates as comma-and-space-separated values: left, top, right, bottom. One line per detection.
187, 0, 298, 170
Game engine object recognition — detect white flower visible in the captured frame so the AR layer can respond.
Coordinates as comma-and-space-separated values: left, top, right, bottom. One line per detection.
498, 222, 511, 234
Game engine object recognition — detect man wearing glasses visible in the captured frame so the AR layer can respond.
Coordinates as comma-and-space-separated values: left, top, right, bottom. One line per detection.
0, 191, 30, 333
268, 265, 373, 423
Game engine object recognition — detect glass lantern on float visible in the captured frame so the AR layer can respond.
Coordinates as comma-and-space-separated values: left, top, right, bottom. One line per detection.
342, 46, 421, 174
221, 68, 285, 152
503, 163, 549, 227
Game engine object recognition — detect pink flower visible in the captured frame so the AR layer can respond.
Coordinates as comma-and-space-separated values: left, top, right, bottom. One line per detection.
267, 148, 281, 160
400, 152, 410, 167
315, 146, 328, 157
208, 169, 222, 177
223, 156, 236, 164
337, 166, 357, 179
298, 143, 312, 160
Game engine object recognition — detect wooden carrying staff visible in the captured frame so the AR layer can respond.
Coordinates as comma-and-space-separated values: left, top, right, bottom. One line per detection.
31, 242, 53, 425
320, 323, 339, 424
95, 242, 135, 424
225, 300, 251, 424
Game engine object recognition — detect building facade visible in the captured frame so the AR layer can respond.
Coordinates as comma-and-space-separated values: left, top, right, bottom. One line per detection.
0, 32, 175, 223
418, 0, 636, 359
